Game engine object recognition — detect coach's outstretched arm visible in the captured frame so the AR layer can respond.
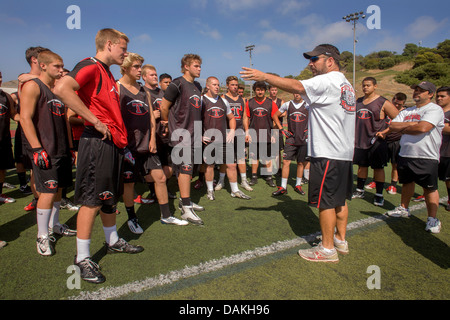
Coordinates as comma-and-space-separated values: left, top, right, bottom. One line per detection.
240, 67, 305, 95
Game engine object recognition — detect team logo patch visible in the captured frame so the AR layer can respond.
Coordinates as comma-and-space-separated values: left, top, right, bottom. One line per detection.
189, 95, 201, 109
99, 191, 114, 200
207, 106, 225, 118
153, 98, 162, 111
289, 111, 307, 122
357, 108, 372, 120
44, 180, 58, 189
127, 100, 148, 115
181, 164, 192, 172
340, 83, 356, 112
123, 171, 134, 179
0, 103, 8, 116
47, 99, 65, 116
253, 107, 268, 117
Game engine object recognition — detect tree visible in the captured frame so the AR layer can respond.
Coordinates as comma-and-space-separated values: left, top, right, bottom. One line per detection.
402, 43, 419, 58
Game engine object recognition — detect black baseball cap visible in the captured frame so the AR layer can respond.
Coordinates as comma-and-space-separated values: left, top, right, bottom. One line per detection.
411, 81, 436, 93
303, 44, 341, 61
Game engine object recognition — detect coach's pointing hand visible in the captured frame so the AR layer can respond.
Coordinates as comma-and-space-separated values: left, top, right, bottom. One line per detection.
240, 67, 266, 82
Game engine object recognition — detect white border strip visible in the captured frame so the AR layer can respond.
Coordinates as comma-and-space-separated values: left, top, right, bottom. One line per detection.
69, 200, 433, 300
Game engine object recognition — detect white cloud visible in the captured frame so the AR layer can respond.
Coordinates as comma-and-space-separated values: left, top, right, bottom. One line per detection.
134, 34, 152, 43
407, 16, 448, 40
263, 29, 302, 49
276, 0, 310, 15
215, 0, 273, 11
253, 44, 272, 54
194, 19, 222, 40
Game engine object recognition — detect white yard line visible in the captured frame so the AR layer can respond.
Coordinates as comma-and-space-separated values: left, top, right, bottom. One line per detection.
69, 200, 434, 300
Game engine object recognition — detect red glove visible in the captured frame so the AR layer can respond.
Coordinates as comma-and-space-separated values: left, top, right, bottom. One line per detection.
32, 148, 50, 169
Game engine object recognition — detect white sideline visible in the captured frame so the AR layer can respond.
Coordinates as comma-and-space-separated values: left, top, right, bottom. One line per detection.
68, 199, 435, 300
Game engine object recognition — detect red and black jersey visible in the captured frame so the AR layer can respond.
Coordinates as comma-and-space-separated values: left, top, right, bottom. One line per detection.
164, 76, 202, 147
223, 94, 245, 132
355, 96, 388, 149
68, 57, 128, 149
202, 96, 228, 142
119, 83, 152, 154
146, 86, 169, 145
246, 97, 278, 142
286, 101, 309, 146
23, 78, 70, 158
0, 89, 12, 145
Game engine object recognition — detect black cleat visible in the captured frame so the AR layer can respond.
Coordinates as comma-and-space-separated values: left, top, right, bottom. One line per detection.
105, 238, 144, 254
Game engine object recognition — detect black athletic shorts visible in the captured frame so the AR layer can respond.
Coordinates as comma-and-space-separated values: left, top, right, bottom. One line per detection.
283, 144, 308, 162
353, 139, 388, 169
397, 156, 439, 191
171, 145, 201, 176
387, 140, 401, 165
75, 127, 124, 207
123, 152, 163, 183
30, 155, 73, 194
438, 156, 450, 181
248, 141, 275, 163
308, 157, 353, 210
156, 142, 173, 167
202, 141, 235, 165
0, 141, 15, 170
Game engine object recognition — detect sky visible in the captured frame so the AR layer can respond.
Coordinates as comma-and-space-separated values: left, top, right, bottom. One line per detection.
0, 0, 449, 87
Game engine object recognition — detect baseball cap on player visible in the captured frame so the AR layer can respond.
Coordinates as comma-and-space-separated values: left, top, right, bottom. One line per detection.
411, 81, 436, 93
303, 44, 341, 61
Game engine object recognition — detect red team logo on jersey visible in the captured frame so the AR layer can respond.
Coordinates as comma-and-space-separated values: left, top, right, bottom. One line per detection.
190, 95, 201, 109
0, 103, 7, 116
44, 180, 58, 189
357, 108, 372, 120
127, 100, 148, 115
253, 107, 268, 117
207, 106, 225, 118
99, 191, 114, 200
48, 99, 65, 116
153, 98, 162, 111
290, 111, 307, 122
340, 84, 356, 112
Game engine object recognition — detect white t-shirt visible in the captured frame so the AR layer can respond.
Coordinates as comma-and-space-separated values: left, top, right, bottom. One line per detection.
393, 102, 444, 160
300, 71, 356, 161
278, 100, 308, 113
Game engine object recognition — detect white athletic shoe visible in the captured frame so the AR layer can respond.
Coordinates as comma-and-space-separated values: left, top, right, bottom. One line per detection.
231, 190, 251, 200
207, 190, 215, 201
0, 194, 15, 204
240, 180, 253, 191
180, 206, 204, 225
36, 234, 56, 256
127, 218, 144, 234
161, 216, 189, 226
386, 205, 410, 218
425, 217, 441, 234
214, 182, 224, 191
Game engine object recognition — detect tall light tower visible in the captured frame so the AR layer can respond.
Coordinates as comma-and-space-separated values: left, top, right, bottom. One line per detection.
343, 12, 365, 90
245, 45, 255, 97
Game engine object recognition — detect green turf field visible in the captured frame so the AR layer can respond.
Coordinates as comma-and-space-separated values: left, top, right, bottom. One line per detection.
0, 162, 449, 301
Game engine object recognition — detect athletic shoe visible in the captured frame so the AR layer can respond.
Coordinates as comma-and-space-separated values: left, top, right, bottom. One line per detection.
386, 185, 397, 195
413, 195, 425, 202
373, 194, 384, 207
302, 177, 309, 184
36, 234, 56, 256
386, 205, 410, 218
351, 189, 365, 199
0, 240, 8, 249
19, 185, 33, 195
206, 189, 215, 201
240, 180, 253, 191
248, 176, 258, 186
127, 218, 143, 234
272, 186, 287, 196
231, 190, 251, 200
105, 238, 144, 254
298, 242, 339, 263
180, 206, 204, 225
161, 216, 189, 226
60, 198, 80, 211
74, 256, 106, 284
365, 181, 376, 190
446, 200, 450, 212
0, 194, 15, 204
294, 185, 305, 195
3, 182, 16, 189
265, 177, 276, 187
425, 217, 441, 234
134, 195, 155, 204
52, 224, 77, 237
178, 199, 205, 212
168, 191, 177, 199
214, 182, 224, 191
194, 179, 204, 190
24, 198, 37, 211
334, 238, 349, 255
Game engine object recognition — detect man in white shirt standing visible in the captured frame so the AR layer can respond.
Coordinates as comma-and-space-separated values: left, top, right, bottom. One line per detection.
241, 44, 356, 263
386, 81, 443, 234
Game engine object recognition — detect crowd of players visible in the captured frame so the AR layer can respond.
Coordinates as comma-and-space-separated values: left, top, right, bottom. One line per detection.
0, 28, 449, 283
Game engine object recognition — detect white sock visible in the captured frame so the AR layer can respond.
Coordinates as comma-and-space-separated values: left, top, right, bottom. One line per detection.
322, 246, 336, 254
219, 173, 226, 183
48, 201, 61, 229
36, 208, 52, 237
240, 173, 247, 181
76, 238, 91, 263
281, 178, 288, 189
206, 180, 214, 191
334, 235, 346, 244
230, 182, 239, 193
304, 169, 309, 180
103, 225, 119, 245
296, 177, 302, 186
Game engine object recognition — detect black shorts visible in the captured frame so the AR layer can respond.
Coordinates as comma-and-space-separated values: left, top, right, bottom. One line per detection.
123, 152, 163, 183
397, 156, 438, 191
283, 143, 308, 162
234, 134, 247, 163
0, 141, 15, 170
202, 141, 235, 165
308, 157, 353, 210
75, 127, 124, 207
248, 141, 275, 162
156, 142, 173, 167
438, 157, 450, 181
14, 124, 24, 164
353, 139, 388, 169
30, 155, 73, 194
387, 140, 400, 164
171, 145, 201, 176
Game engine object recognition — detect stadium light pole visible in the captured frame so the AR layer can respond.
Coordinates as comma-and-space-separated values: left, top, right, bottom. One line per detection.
343, 12, 365, 90
245, 45, 255, 97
